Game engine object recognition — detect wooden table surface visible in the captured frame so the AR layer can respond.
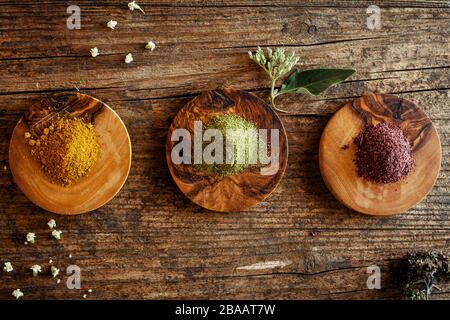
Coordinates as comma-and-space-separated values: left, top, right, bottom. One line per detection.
0, 0, 449, 300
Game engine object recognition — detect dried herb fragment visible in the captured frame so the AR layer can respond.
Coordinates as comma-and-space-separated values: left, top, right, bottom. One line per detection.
401, 250, 450, 300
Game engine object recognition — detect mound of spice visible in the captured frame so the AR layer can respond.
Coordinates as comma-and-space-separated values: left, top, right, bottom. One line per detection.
200, 114, 259, 176
26, 116, 100, 186
353, 122, 413, 184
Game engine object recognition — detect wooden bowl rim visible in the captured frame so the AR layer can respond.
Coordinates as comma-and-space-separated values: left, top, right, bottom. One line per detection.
165, 88, 289, 212
319, 93, 441, 216
8, 92, 132, 215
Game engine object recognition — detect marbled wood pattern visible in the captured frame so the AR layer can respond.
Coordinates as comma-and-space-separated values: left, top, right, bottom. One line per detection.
24, 94, 104, 136
0, 0, 449, 300
166, 88, 288, 212
319, 93, 441, 215
8, 93, 132, 215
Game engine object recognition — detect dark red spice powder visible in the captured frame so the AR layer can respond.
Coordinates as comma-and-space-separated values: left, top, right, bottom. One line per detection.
353, 122, 414, 184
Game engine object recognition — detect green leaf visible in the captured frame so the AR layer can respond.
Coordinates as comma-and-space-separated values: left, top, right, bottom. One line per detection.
279, 68, 356, 96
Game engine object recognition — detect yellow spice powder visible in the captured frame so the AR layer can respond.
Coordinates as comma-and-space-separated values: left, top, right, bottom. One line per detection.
28, 117, 100, 186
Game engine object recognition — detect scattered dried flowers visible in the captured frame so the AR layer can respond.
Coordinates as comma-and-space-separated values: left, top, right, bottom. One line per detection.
3, 262, 13, 273
51, 266, 60, 278
107, 20, 118, 29
26, 232, 36, 244
52, 230, 62, 240
30, 264, 42, 277
47, 219, 56, 229
4, 219, 73, 298
12, 289, 24, 299
88, 4, 153, 65
90, 47, 99, 57
145, 41, 156, 51
128, 1, 145, 13
125, 53, 133, 63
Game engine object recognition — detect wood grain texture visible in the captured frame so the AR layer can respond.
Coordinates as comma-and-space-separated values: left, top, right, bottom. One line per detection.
166, 88, 288, 212
8, 93, 131, 214
319, 93, 441, 215
0, 0, 449, 300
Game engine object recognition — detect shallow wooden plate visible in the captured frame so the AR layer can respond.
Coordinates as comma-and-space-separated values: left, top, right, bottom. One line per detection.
9, 93, 132, 215
319, 93, 441, 216
166, 88, 288, 212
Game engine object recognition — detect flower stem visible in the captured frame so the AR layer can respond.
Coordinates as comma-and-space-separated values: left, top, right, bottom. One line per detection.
269, 79, 289, 113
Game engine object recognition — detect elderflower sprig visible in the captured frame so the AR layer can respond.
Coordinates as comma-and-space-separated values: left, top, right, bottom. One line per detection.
248, 47, 299, 113
248, 47, 355, 113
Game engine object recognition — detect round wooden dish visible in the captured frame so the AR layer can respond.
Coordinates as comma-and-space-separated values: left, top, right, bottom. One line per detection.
9, 93, 132, 215
319, 93, 441, 216
166, 88, 288, 212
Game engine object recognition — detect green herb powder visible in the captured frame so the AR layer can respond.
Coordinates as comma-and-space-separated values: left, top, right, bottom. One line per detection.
200, 114, 259, 176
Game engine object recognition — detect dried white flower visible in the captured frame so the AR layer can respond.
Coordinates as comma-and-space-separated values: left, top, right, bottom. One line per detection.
107, 20, 118, 29
56, 279, 61, 284
83, 294, 87, 299
26, 232, 36, 244
145, 41, 156, 51
125, 53, 133, 63
128, 1, 144, 13
49, 259, 53, 264
30, 264, 42, 277
52, 230, 62, 240
3, 165, 6, 171
69, 254, 73, 259
12, 289, 24, 299
90, 47, 99, 57
88, 289, 93, 293
47, 219, 56, 229
3, 262, 13, 272
51, 265, 60, 278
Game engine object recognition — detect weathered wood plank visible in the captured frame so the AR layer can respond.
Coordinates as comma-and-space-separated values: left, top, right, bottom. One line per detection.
0, 0, 449, 300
